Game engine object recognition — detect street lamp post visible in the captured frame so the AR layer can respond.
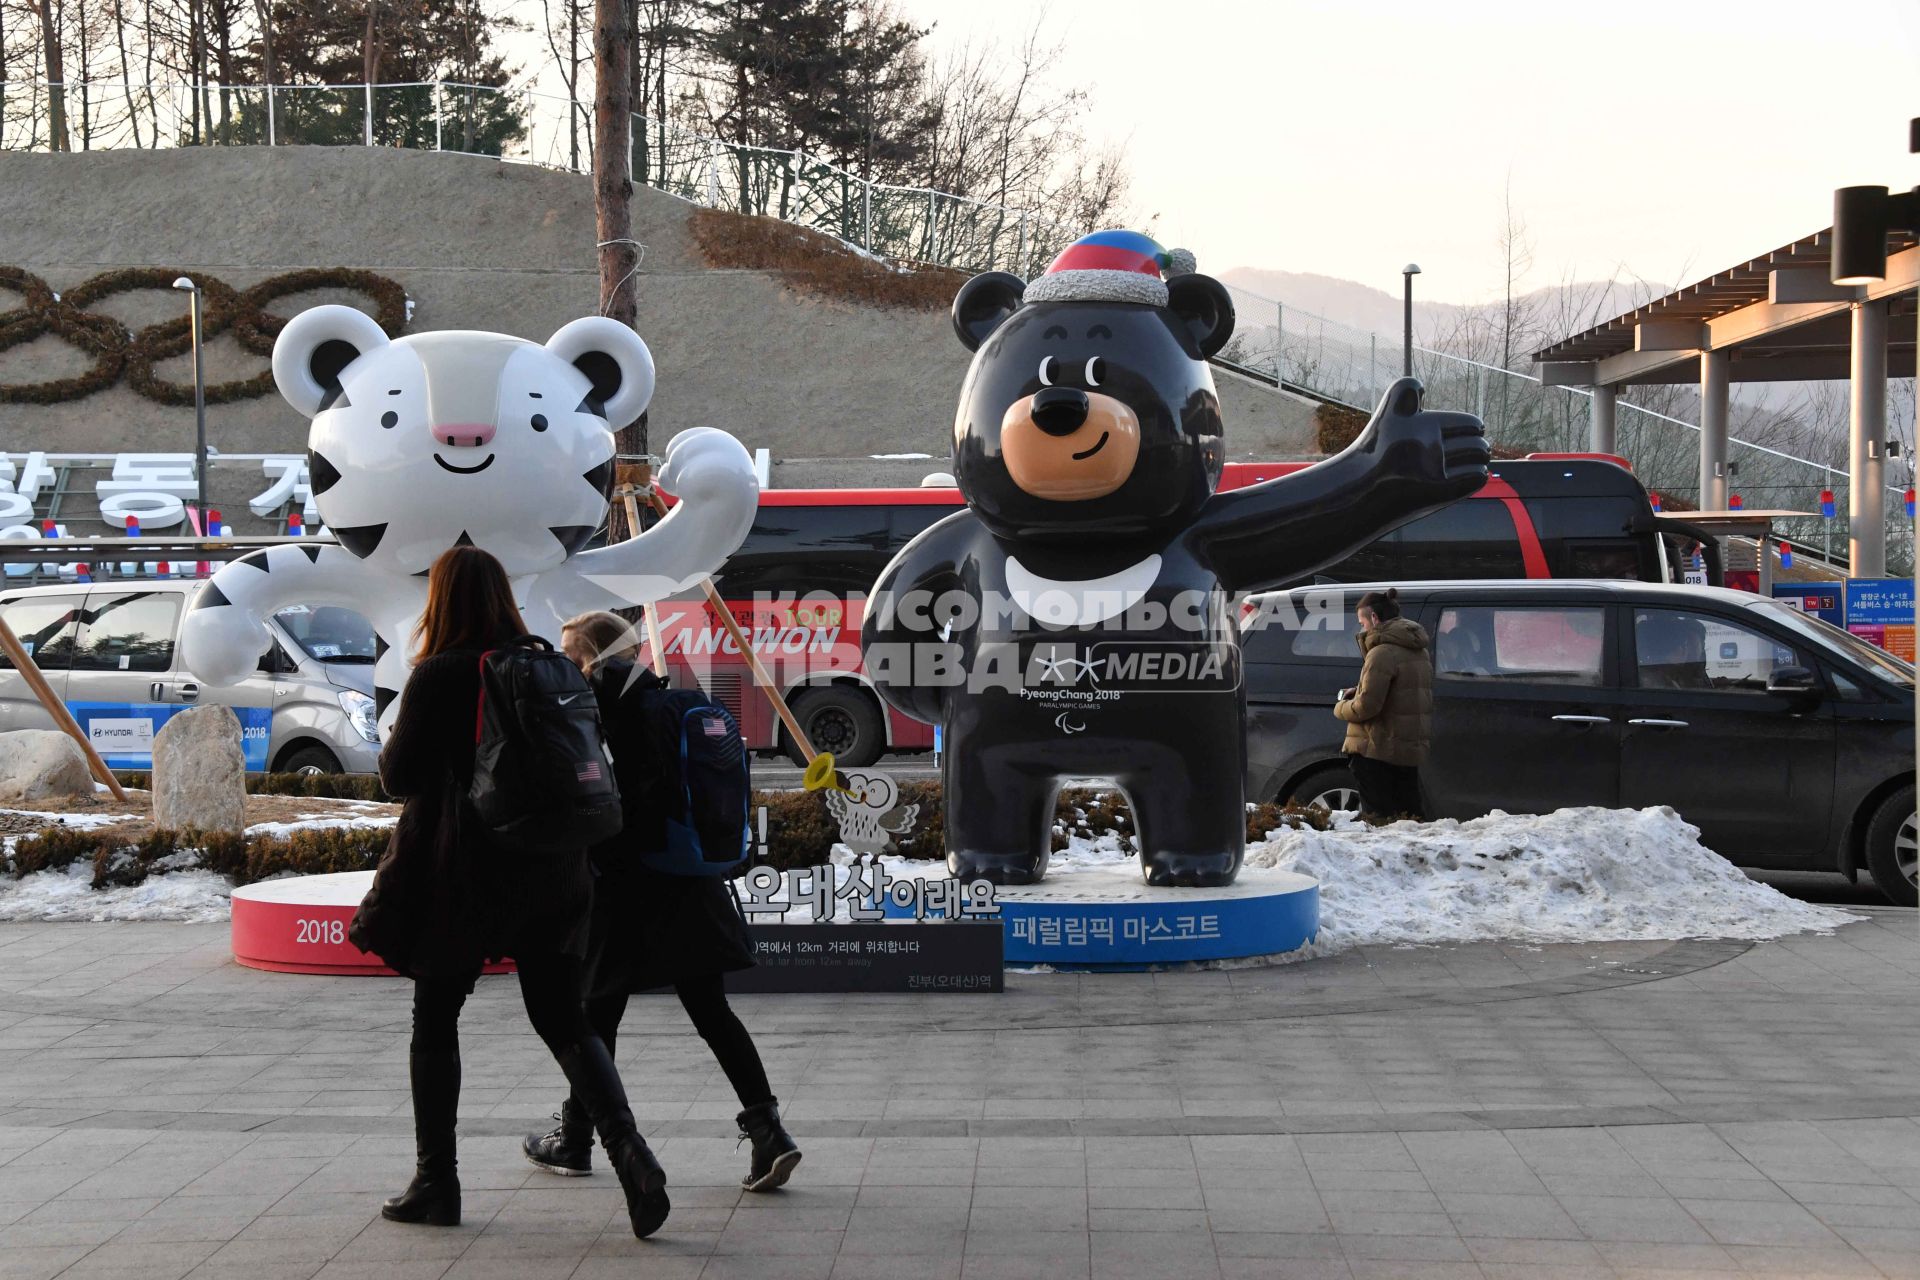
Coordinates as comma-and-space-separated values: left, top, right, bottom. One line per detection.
1401, 264, 1421, 377
171, 278, 208, 527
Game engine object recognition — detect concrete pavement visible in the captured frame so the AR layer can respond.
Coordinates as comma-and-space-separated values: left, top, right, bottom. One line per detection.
0, 908, 1915, 1279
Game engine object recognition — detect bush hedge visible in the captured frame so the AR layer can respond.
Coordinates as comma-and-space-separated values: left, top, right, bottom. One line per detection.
18, 782, 1359, 889
688, 208, 969, 311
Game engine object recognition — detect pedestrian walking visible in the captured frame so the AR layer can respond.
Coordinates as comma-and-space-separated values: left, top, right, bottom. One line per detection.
1333, 587, 1431, 819
522, 610, 802, 1192
348, 547, 671, 1237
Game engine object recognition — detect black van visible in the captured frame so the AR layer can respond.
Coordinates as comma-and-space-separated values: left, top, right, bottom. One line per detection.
1243, 580, 1917, 904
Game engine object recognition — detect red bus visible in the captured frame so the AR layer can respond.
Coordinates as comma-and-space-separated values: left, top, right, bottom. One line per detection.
644, 456, 1670, 766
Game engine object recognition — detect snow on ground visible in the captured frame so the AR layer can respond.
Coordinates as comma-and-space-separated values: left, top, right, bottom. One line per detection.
1, 809, 141, 831
1240, 805, 1860, 949
0, 804, 1864, 945
0, 865, 231, 923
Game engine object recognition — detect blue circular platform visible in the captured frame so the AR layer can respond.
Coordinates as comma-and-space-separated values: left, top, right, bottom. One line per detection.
883, 861, 1320, 969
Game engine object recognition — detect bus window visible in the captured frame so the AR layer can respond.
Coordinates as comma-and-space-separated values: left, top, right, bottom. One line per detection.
1563, 539, 1644, 580
1393, 501, 1527, 579
711, 506, 893, 597
889, 503, 959, 544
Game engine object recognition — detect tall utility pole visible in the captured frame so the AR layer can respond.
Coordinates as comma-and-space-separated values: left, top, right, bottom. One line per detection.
594, 0, 644, 538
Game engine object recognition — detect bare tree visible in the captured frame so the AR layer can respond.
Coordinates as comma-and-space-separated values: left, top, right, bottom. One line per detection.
30, 0, 69, 149
595, 0, 645, 539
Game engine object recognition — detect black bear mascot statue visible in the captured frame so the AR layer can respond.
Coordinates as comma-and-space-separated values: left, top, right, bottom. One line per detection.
863, 231, 1490, 887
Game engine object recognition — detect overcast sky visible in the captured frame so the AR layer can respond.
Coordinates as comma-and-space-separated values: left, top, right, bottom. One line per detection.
893, 0, 1920, 305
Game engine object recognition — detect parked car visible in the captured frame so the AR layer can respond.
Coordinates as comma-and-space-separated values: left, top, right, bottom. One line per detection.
0, 581, 380, 775
1243, 580, 1918, 905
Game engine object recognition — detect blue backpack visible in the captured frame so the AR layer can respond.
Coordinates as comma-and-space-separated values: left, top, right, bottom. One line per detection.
632, 687, 752, 877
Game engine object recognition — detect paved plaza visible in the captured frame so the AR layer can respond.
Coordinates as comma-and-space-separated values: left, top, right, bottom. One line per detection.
0, 909, 1915, 1280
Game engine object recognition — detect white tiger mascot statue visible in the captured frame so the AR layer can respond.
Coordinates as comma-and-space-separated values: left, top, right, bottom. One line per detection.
178, 304, 758, 730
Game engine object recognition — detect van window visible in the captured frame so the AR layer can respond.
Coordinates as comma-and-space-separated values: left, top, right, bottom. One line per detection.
1290, 625, 1360, 660
1634, 609, 1799, 693
72, 591, 181, 672
274, 606, 377, 662
1435, 605, 1606, 685
0, 593, 84, 670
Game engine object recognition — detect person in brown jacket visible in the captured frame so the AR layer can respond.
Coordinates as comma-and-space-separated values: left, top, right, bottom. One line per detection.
1333, 588, 1432, 818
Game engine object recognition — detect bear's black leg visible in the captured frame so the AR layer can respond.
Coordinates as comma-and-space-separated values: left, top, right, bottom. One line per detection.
1125, 720, 1247, 888
942, 734, 1058, 885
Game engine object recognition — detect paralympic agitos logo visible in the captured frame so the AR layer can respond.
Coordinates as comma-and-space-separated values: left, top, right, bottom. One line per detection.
0, 266, 409, 406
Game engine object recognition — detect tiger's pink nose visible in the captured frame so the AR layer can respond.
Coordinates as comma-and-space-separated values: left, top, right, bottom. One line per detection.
433, 422, 496, 448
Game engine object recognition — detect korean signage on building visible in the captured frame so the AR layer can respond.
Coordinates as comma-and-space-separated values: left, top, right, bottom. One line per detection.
1843, 578, 1916, 661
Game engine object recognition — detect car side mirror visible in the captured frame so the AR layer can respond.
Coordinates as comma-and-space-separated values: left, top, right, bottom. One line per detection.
1766, 665, 1818, 696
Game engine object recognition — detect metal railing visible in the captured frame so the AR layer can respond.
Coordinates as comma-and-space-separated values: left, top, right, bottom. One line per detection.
1214, 278, 1911, 573
0, 78, 1078, 276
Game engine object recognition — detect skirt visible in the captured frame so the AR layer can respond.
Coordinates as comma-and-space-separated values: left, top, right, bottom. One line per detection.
583, 868, 756, 999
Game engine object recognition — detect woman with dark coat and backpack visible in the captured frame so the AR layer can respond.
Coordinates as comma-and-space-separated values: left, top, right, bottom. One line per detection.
522, 609, 801, 1193
1332, 587, 1433, 819
348, 547, 672, 1238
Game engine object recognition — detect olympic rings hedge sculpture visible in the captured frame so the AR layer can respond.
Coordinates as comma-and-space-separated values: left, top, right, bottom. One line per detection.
0, 267, 409, 405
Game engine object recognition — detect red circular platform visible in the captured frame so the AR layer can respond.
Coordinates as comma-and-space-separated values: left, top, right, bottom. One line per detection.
230, 871, 511, 975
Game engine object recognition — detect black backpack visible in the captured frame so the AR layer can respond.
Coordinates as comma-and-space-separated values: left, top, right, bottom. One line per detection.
631, 687, 752, 877
469, 636, 623, 853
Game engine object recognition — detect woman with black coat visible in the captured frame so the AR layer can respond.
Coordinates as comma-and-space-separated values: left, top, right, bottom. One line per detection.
521, 609, 801, 1193
348, 547, 672, 1238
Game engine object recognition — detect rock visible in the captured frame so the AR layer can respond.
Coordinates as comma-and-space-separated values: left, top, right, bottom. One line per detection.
0, 730, 93, 804
150, 705, 247, 834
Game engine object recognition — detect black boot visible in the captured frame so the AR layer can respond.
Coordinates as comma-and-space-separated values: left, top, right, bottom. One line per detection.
522, 1097, 594, 1176
382, 1047, 461, 1226
554, 1038, 670, 1238
737, 1100, 802, 1192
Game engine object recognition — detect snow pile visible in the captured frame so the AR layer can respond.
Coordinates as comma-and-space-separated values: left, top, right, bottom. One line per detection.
0, 865, 232, 923
1242, 805, 1861, 949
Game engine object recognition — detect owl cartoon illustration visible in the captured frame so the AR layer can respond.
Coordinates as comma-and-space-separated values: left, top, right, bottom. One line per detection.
825, 770, 920, 856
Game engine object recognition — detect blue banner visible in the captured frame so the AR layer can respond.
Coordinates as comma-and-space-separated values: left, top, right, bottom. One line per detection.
1844, 578, 1915, 627
66, 702, 272, 770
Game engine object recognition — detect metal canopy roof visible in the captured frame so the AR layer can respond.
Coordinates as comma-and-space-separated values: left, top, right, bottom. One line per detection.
1532, 227, 1919, 386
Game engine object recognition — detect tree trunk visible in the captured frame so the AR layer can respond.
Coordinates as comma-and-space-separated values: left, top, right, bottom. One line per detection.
111, 0, 142, 147
595, 0, 644, 539
33, 0, 70, 152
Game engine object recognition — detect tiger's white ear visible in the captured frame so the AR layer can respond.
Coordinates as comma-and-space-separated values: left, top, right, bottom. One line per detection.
272, 305, 392, 418
545, 317, 655, 425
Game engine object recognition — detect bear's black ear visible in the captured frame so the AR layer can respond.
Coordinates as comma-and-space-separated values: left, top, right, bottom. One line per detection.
1166, 273, 1236, 359
952, 272, 1027, 351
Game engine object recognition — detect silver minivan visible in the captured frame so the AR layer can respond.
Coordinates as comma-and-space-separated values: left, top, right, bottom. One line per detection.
0, 580, 380, 775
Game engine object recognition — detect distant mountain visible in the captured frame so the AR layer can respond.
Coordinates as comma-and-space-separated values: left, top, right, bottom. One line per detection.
1218, 266, 1653, 354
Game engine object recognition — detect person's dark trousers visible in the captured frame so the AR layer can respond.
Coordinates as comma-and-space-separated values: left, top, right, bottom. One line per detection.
1349, 754, 1425, 820
584, 974, 774, 1109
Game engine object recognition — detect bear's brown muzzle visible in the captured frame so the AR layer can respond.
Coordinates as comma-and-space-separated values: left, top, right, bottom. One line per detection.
1000, 391, 1141, 501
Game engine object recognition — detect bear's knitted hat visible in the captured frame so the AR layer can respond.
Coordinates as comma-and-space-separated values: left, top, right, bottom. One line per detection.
1023, 229, 1198, 307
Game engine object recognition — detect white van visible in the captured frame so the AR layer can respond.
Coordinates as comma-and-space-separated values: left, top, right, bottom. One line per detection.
0, 581, 380, 775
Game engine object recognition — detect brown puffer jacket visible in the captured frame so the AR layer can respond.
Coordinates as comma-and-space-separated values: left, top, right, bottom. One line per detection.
1333, 617, 1433, 766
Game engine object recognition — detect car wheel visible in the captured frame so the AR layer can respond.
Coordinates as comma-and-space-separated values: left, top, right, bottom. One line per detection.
1864, 785, 1918, 908
1284, 764, 1364, 816
782, 686, 886, 768
279, 744, 342, 777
